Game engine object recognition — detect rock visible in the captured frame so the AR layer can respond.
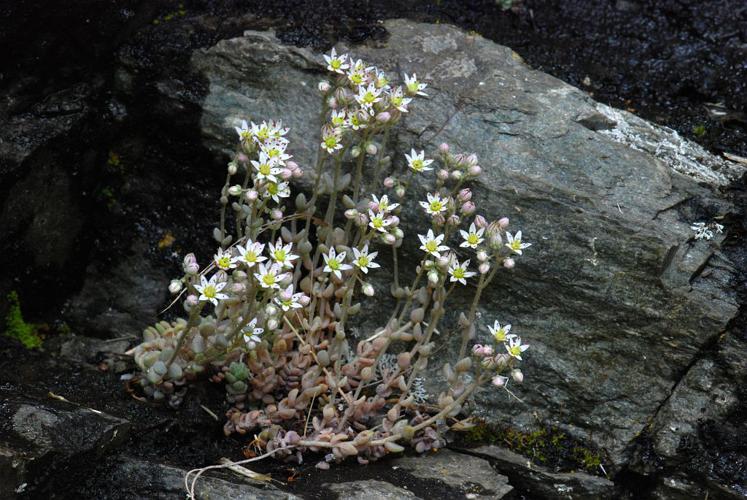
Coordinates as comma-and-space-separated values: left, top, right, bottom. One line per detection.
0, 397, 130, 498
326, 479, 417, 499
190, 18, 742, 470
103, 457, 298, 500
471, 445, 615, 499
392, 450, 513, 499
628, 333, 747, 497
62, 240, 169, 337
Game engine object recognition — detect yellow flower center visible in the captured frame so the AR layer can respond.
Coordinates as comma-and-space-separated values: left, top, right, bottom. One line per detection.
509, 345, 521, 357
357, 256, 369, 267
510, 240, 521, 251
244, 251, 257, 263
467, 234, 479, 245
262, 274, 275, 286
204, 285, 217, 298
331, 59, 341, 69
350, 73, 363, 85
453, 268, 465, 279
218, 256, 231, 269
425, 241, 437, 253
494, 329, 506, 342
324, 136, 338, 148
274, 249, 286, 261
362, 91, 376, 104
267, 183, 278, 195
372, 217, 383, 228
328, 259, 340, 270
391, 95, 402, 107
429, 201, 443, 212
259, 164, 271, 175
411, 159, 423, 171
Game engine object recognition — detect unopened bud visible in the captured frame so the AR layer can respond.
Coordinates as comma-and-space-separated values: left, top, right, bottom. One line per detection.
468, 165, 482, 176
183, 253, 199, 275
503, 258, 515, 269
474, 215, 488, 229
437, 169, 449, 180
477, 250, 488, 262
345, 208, 358, 220
448, 214, 461, 226
499, 217, 509, 229
366, 143, 378, 155
375, 112, 391, 123
511, 369, 524, 383
168, 279, 182, 294
458, 188, 472, 202
245, 190, 258, 202
185, 294, 198, 307
228, 184, 242, 196
384, 233, 396, 245
479, 262, 490, 274
492, 375, 508, 388
362, 282, 375, 296
351, 146, 361, 158
227, 162, 238, 175
327, 96, 337, 109
461, 201, 475, 215
265, 304, 279, 317
428, 270, 439, 285
318, 81, 331, 93
383, 176, 395, 188
395, 186, 405, 198
231, 282, 245, 294
271, 209, 283, 220
267, 318, 279, 331
438, 143, 450, 154
280, 168, 293, 180
451, 170, 463, 180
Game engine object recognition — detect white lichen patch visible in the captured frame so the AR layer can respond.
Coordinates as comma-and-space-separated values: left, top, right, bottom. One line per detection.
594, 103, 745, 186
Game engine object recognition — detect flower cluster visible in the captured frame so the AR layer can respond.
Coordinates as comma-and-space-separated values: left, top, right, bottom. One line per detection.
130, 48, 533, 468
691, 221, 724, 241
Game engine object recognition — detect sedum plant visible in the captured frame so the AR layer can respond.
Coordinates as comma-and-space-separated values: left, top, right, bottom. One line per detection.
130, 48, 532, 467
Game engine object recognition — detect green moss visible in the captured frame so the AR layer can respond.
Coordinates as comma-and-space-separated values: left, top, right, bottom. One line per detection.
692, 124, 707, 137
462, 420, 605, 474
4, 292, 42, 349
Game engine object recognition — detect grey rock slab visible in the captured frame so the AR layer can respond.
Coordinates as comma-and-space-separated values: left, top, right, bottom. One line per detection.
108, 457, 298, 500
392, 449, 513, 499
326, 479, 418, 499
190, 19, 741, 468
471, 445, 615, 499
0, 398, 130, 498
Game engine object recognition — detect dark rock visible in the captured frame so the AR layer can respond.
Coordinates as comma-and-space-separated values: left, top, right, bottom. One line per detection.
326, 479, 418, 499
470, 445, 615, 499
0, 396, 130, 498
392, 450, 513, 498
190, 19, 743, 470
103, 456, 298, 500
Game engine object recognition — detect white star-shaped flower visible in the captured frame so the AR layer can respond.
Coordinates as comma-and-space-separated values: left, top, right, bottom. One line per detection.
505, 231, 532, 255
324, 48, 349, 74
448, 258, 476, 285
459, 223, 485, 249
488, 320, 513, 343
403, 73, 428, 96
213, 248, 237, 271
506, 336, 529, 360
242, 318, 264, 349
254, 262, 288, 289
251, 152, 282, 183
268, 238, 298, 269
352, 245, 380, 274
405, 149, 433, 173
420, 192, 448, 216
371, 194, 399, 214
323, 247, 352, 280
194, 274, 228, 306
418, 229, 449, 258
236, 240, 266, 268
368, 210, 392, 233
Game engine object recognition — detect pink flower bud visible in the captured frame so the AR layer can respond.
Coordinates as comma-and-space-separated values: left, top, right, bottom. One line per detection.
318, 81, 331, 93
461, 201, 476, 215
499, 217, 509, 229
433, 214, 445, 226
183, 253, 199, 275
246, 190, 258, 202
477, 250, 488, 262
474, 215, 488, 228
292, 168, 303, 178
511, 369, 524, 383
186, 294, 199, 307
327, 97, 337, 109
280, 168, 293, 180
237, 153, 249, 163
366, 143, 378, 155
168, 279, 182, 294
345, 209, 358, 219
448, 214, 461, 226
492, 375, 508, 388
479, 262, 490, 274
384, 233, 396, 245
299, 295, 311, 306
368, 201, 380, 212
227, 162, 238, 175
280, 288, 293, 301
232, 282, 245, 294
389, 215, 400, 226
271, 209, 283, 220
357, 213, 369, 226
375, 112, 391, 123
437, 169, 449, 180
468, 165, 482, 176
458, 188, 472, 202
286, 160, 299, 171
383, 177, 395, 188
438, 143, 450, 154
503, 258, 515, 269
